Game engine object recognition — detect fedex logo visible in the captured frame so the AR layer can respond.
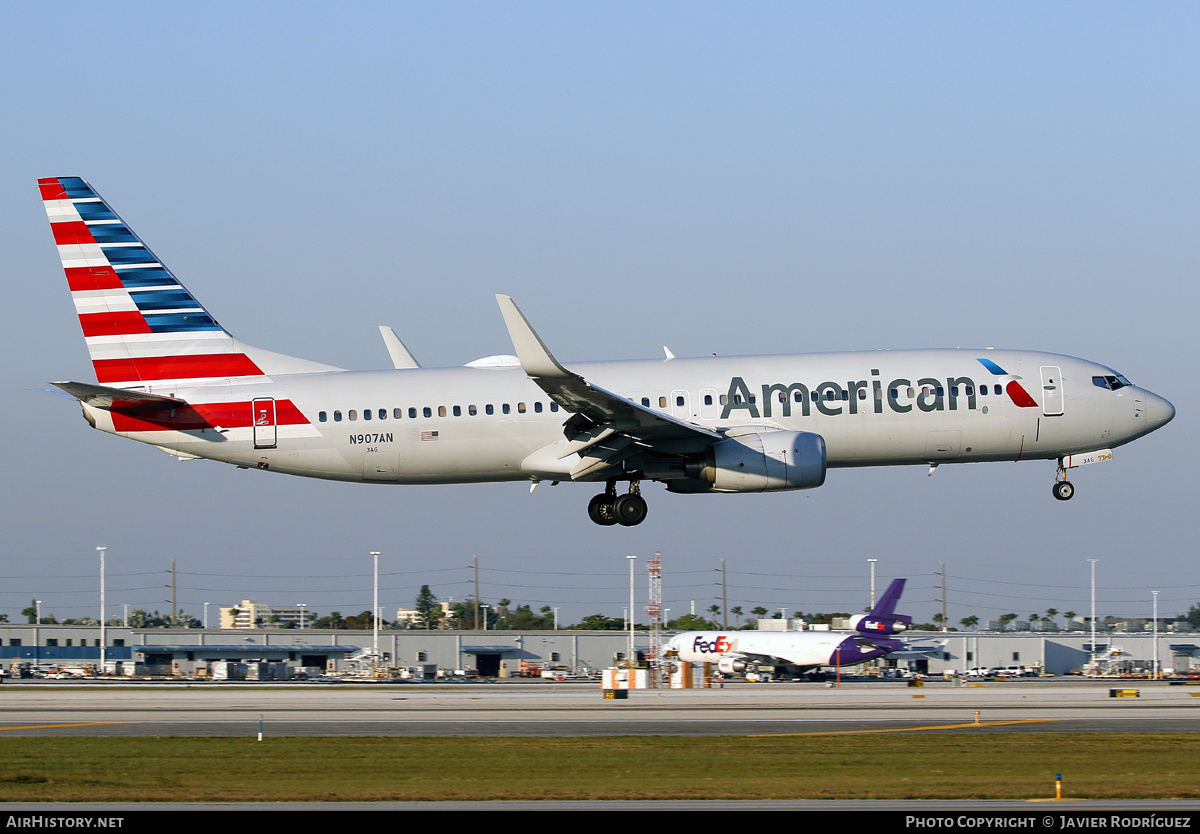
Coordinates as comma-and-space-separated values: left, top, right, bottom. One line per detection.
863, 620, 886, 631
691, 635, 732, 654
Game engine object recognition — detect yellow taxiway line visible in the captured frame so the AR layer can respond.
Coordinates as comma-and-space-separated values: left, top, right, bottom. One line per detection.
0, 723, 125, 731
750, 719, 1059, 737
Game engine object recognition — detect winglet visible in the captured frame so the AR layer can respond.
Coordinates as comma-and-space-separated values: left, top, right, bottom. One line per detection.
378, 326, 420, 369
495, 295, 572, 380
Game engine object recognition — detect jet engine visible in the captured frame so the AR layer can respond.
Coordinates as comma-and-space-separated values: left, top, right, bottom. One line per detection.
674, 430, 827, 493
717, 656, 748, 675
848, 614, 908, 635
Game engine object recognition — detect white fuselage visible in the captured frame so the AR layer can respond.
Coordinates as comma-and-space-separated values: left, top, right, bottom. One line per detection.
81, 348, 1172, 485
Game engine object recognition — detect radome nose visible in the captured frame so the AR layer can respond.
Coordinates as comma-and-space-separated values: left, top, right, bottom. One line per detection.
1145, 393, 1176, 431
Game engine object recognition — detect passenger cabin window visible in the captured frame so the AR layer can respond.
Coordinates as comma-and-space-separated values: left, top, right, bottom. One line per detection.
659, 396, 667, 408
409, 407, 418, 419
517, 402, 527, 413
534, 402, 543, 413
438, 406, 447, 417
486, 404, 494, 415
394, 408, 403, 419
334, 411, 343, 422
641, 397, 650, 407
349, 410, 358, 421
379, 409, 386, 420
423, 407, 432, 418
319, 411, 327, 422
452, 406, 461, 417
363, 409, 371, 420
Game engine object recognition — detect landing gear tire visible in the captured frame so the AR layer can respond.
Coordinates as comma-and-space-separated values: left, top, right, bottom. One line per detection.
587, 494, 618, 526
1052, 481, 1074, 501
613, 493, 648, 527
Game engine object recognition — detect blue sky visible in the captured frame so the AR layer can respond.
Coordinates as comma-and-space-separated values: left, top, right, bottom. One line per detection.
2, 3, 1195, 627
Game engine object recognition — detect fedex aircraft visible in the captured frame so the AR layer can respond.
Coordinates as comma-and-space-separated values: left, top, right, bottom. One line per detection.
667, 578, 912, 676
40, 177, 1175, 527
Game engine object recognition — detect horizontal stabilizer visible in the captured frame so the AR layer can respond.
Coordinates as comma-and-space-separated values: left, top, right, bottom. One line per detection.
51, 381, 187, 413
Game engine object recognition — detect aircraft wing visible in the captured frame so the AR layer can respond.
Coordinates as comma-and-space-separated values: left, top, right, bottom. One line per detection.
496, 295, 720, 479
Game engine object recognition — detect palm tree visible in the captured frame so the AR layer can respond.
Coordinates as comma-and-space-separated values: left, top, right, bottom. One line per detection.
959, 615, 979, 631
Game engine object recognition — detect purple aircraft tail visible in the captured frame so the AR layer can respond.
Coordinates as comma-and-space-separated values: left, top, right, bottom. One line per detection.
853, 578, 911, 637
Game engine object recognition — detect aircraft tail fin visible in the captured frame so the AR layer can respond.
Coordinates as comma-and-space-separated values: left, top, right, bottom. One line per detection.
39, 177, 340, 390
853, 578, 912, 636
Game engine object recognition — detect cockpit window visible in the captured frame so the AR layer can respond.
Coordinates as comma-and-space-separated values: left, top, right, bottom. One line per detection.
1092, 374, 1131, 391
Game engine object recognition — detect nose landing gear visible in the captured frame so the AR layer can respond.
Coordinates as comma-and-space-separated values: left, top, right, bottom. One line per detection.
587, 480, 648, 526
1053, 461, 1074, 501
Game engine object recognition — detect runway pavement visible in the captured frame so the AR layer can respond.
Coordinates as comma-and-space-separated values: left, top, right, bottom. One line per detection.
2, 677, 1198, 737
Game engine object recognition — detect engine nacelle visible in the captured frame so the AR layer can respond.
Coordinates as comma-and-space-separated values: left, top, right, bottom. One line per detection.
717, 656, 747, 675
687, 430, 826, 493
849, 614, 909, 635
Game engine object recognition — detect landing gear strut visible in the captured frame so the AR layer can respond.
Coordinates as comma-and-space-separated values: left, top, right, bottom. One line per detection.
1053, 460, 1074, 501
587, 480, 648, 527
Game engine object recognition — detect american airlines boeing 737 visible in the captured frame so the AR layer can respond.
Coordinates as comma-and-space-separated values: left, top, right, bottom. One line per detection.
40, 177, 1175, 526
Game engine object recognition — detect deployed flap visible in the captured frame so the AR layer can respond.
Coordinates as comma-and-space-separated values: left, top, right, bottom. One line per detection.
51, 381, 187, 412
495, 295, 720, 445
378, 326, 420, 369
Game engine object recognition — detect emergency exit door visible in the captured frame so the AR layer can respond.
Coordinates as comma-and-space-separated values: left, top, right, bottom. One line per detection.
252, 398, 277, 448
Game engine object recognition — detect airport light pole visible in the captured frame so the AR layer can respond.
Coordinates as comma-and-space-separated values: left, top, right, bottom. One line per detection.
1153, 589, 1160, 679
98, 546, 106, 674
371, 551, 380, 676
627, 555, 636, 668
1088, 559, 1098, 669
868, 558, 878, 608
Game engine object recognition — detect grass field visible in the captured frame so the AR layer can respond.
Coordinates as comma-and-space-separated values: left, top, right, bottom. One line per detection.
1, 734, 1198, 801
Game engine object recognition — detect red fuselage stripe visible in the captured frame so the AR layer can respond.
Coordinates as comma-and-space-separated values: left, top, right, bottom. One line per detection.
93, 354, 264, 384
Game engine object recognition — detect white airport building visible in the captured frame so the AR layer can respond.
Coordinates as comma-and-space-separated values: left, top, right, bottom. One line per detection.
2, 622, 1198, 680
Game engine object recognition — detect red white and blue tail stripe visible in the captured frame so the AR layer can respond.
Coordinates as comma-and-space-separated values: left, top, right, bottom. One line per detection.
40, 176, 338, 389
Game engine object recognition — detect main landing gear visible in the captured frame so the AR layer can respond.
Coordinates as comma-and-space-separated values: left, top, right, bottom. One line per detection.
587, 480, 648, 527
1052, 460, 1074, 501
